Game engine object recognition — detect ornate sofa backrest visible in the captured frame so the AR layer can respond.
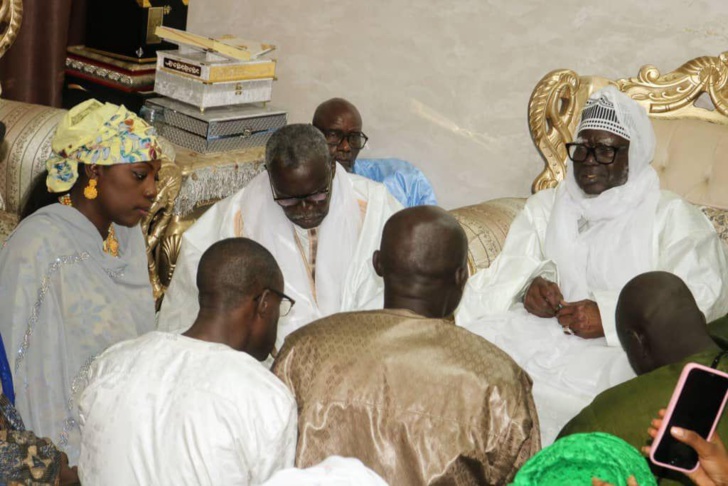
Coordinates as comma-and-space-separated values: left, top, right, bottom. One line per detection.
529, 52, 728, 212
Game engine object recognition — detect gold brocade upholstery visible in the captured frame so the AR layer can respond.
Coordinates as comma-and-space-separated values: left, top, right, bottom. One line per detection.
457, 52, 728, 271
450, 197, 526, 275
0, 211, 18, 243
273, 309, 541, 486
0, 99, 66, 214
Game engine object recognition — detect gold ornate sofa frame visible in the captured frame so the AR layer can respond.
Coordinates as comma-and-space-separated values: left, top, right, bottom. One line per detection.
0, 0, 22, 65
453, 51, 728, 274
530, 52, 728, 192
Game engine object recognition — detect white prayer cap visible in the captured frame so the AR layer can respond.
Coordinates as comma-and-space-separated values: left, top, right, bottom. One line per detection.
577, 86, 656, 174
578, 93, 631, 140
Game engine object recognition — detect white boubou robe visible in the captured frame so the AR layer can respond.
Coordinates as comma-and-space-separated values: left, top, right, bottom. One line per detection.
456, 188, 728, 445
78, 332, 298, 485
158, 164, 402, 349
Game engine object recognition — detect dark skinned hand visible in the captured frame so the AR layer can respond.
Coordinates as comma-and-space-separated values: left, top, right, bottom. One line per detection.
645, 409, 728, 486
556, 299, 605, 339
524, 277, 563, 318
592, 476, 639, 486
59, 452, 80, 486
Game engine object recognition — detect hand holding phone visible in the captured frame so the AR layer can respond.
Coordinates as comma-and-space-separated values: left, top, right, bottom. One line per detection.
648, 363, 728, 474
646, 409, 728, 486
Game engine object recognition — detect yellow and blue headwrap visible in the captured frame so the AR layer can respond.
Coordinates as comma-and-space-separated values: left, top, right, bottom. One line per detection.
46, 99, 162, 193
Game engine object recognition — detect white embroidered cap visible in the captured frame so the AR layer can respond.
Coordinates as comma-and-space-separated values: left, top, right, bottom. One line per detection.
577, 94, 632, 141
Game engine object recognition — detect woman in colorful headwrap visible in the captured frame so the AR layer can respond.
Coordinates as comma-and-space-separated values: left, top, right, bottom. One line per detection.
0, 99, 162, 465
511, 432, 656, 486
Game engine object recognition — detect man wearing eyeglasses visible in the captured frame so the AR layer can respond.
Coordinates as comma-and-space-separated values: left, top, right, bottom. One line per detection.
456, 86, 728, 444
159, 124, 402, 351
78, 238, 298, 485
312, 98, 437, 207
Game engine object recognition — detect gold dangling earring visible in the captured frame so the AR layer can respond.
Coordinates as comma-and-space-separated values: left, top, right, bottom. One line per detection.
84, 179, 98, 200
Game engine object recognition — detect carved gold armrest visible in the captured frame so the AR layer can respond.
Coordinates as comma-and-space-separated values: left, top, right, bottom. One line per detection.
141, 156, 182, 305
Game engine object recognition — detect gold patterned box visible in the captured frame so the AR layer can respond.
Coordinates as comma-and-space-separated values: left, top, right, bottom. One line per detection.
156, 49, 276, 83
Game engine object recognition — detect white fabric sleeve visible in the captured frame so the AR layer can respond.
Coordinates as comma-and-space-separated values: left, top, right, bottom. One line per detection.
157, 234, 203, 333
591, 289, 621, 346
248, 391, 298, 483
658, 198, 728, 322
456, 199, 558, 324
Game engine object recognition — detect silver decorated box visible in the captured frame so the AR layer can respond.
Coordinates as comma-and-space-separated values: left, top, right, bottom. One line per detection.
142, 97, 287, 153
153, 69, 273, 110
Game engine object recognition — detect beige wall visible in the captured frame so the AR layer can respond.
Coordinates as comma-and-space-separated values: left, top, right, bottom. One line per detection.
188, 0, 728, 209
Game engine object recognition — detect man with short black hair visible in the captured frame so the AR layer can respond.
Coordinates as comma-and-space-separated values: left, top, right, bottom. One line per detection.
159, 124, 402, 349
78, 238, 298, 485
559, 272, 728, 484
274, 207, 540, 485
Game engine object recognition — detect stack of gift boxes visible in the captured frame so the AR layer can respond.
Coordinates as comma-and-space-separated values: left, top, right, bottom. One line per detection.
63, 0, 189, 113
141, 27, 287, 154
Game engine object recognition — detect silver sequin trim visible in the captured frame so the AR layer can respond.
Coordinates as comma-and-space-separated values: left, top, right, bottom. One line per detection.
15, 252, 90, 373
58, 353, 97, 448
104, 267, 125, 280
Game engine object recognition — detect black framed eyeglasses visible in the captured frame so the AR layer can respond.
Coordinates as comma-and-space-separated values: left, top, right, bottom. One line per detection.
319, 129, 368, 150
255, 288, 296, 316
266, 168, 333, 208
565, 142, 626, 165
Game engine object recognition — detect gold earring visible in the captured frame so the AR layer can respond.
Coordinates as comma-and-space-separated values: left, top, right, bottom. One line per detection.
84, 179, 98, 200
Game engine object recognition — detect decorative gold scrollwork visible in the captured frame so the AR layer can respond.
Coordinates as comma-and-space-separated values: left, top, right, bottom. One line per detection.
617, 52, 728, 124
0, 0, 23, 68
528, 69, 580, 193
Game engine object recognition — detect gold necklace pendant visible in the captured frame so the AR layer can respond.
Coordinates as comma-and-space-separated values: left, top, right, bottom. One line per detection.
103, 225, 120, 257
58, 194, 119, 257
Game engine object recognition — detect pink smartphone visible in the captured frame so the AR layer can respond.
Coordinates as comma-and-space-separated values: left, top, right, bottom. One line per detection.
650, 362, 728, 473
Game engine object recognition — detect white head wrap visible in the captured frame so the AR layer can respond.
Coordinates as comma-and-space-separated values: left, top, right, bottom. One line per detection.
543, 85, 661, 301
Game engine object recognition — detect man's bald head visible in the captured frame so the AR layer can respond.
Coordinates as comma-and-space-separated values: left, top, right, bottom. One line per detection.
312, 98, 363, 172
197, 238, 283, 311
616, 271, 714, 375
313, 98, 361, 127
374, 206, 469, 318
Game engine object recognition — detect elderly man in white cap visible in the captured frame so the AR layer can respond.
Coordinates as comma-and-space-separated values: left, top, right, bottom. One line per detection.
456, 86, 728, 444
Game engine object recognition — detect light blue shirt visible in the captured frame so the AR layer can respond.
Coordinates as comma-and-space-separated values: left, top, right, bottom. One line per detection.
353, 158, 437, 207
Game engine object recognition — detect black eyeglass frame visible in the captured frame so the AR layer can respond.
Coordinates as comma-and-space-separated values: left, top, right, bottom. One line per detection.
565, 142, 627, 165
255, 287, 296, 316
319, 129, 369, 150
265, 165, 334, 208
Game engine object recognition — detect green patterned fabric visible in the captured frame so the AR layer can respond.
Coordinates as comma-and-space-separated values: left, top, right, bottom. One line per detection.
511, 432, 656, 486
